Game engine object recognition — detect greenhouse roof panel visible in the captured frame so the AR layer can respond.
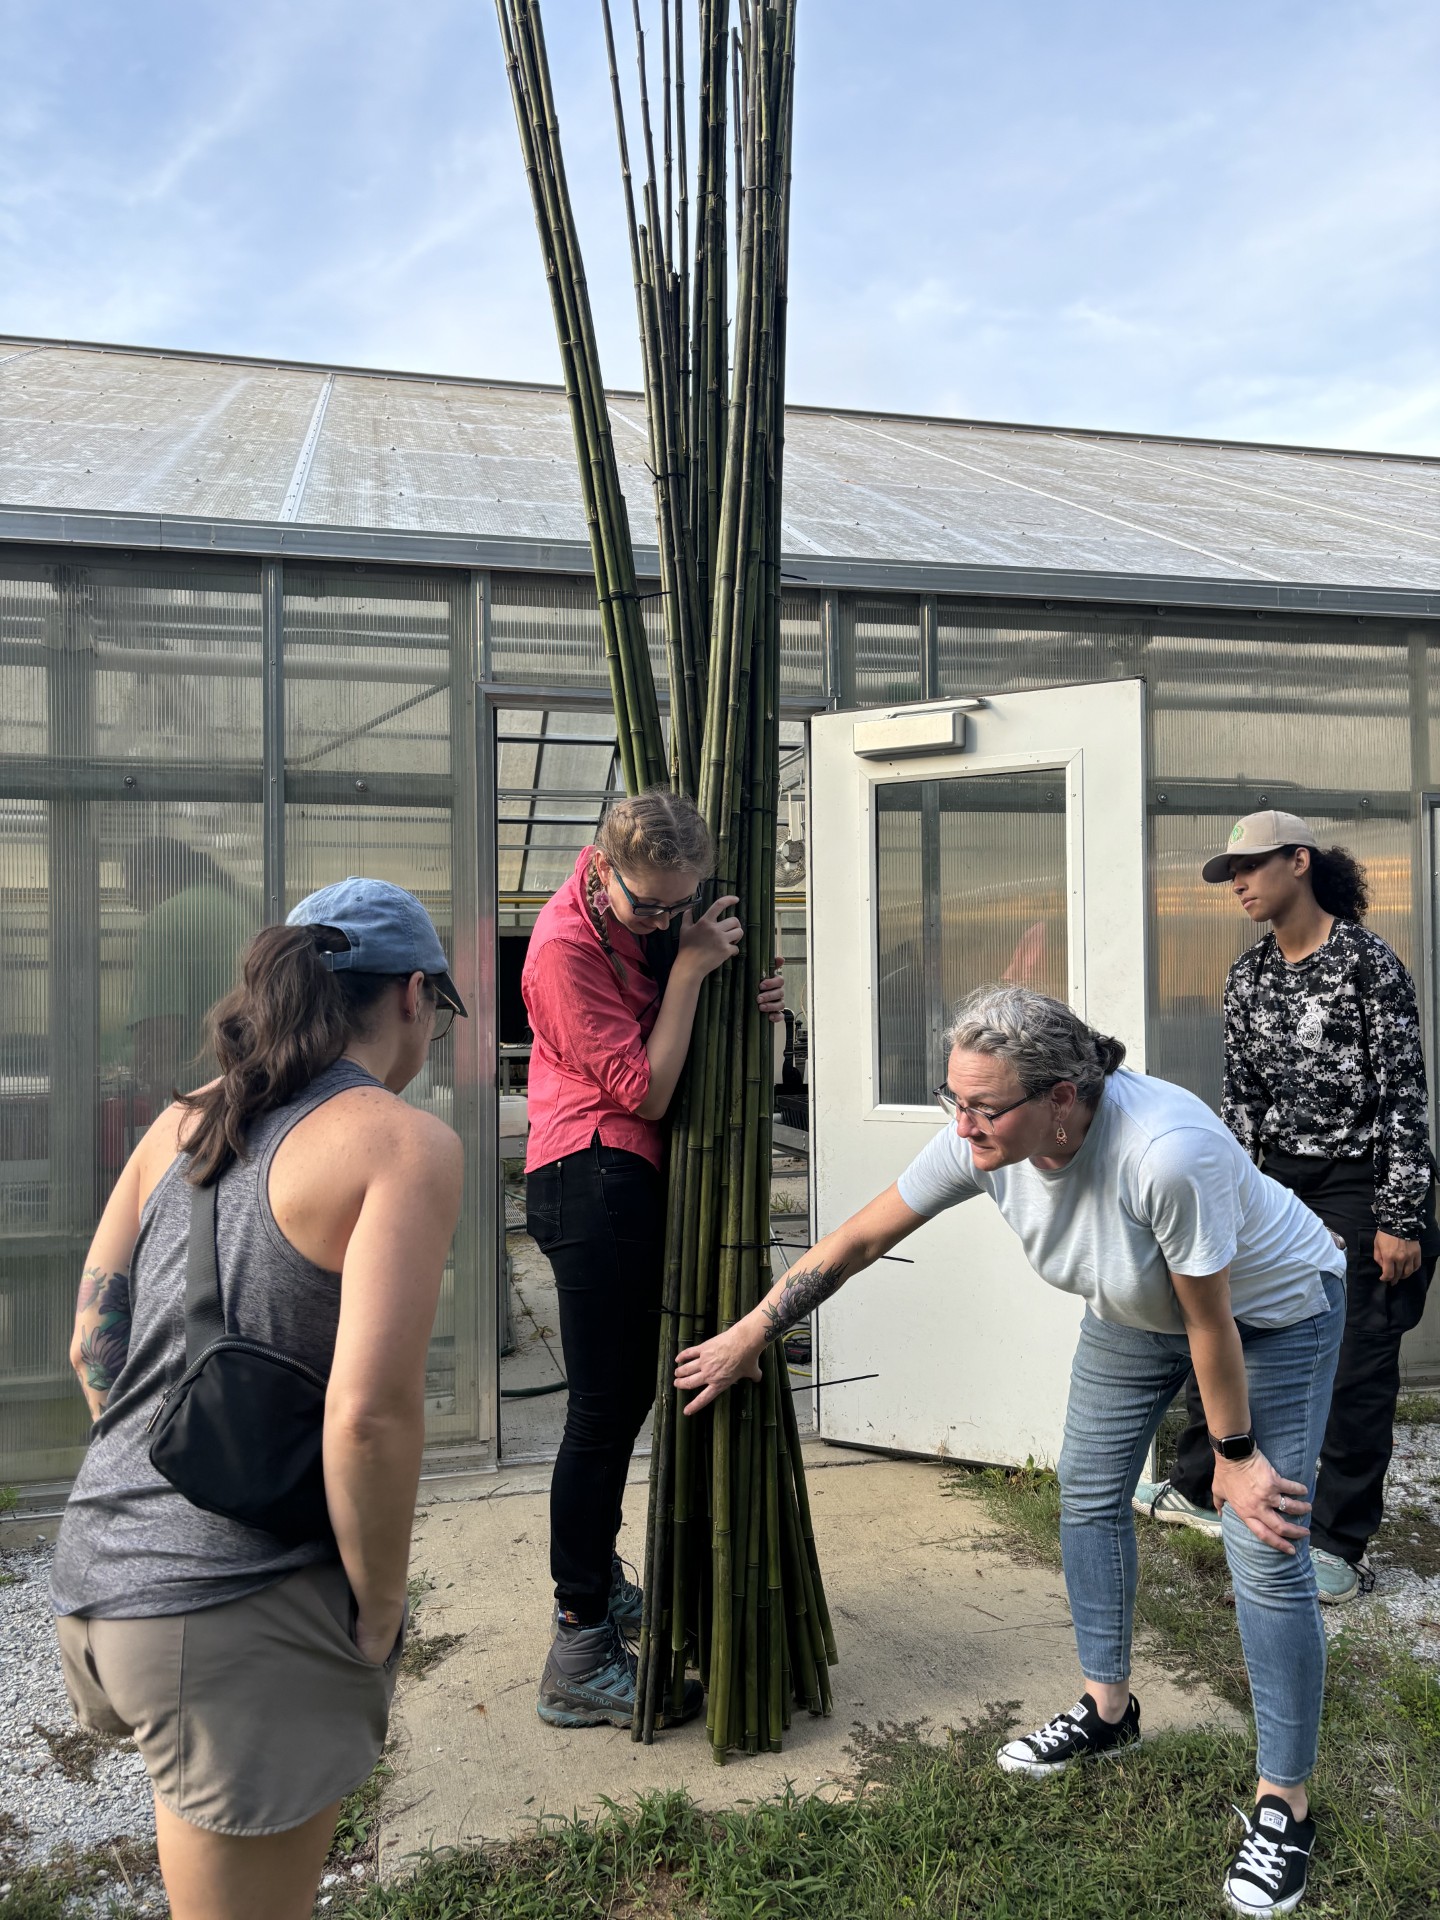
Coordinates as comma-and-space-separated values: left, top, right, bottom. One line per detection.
1, 337, 1436, 593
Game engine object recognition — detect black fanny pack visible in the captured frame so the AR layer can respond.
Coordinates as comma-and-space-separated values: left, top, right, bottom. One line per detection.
147, 1179, 333, 1546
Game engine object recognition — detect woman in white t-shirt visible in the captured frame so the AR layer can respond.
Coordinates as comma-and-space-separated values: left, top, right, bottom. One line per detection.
675, 985, 1345, 1920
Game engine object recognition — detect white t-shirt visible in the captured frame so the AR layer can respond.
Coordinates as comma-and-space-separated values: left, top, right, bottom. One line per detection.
896, 1067, 1343, 1334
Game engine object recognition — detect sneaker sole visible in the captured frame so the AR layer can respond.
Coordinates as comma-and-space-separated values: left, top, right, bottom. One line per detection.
537, 1697, 634, 1729
1224, 1881, 1307, 1916
1315, 1582, 1358, 1607
995, 1735, 1140, 1779
1130, 1495, 1223, 1536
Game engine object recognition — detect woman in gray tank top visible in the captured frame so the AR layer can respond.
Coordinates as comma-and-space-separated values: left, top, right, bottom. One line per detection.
52, 877, 465, 1920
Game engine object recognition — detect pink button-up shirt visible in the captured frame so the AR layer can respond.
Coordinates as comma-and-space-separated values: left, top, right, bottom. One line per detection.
521, 849, 664, 1172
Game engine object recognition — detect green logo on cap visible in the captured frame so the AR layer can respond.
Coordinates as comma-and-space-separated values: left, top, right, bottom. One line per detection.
1229, 823, 1245, 843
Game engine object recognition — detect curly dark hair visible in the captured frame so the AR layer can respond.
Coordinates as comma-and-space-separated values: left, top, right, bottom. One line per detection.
1287, 844, 1369, 923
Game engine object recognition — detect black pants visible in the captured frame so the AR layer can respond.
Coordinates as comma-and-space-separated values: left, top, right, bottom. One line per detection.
1171, 1154, 1435, 1563
526, 1137, 664, 1621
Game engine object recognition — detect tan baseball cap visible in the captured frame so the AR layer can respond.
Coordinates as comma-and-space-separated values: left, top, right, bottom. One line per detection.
1201, 809, 1318, 884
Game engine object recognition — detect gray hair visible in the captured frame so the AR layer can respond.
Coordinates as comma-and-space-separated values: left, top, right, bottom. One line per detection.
942, 984, 1126, 1107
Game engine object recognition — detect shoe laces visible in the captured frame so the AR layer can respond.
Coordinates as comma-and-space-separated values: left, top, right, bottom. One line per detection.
1028, 1705, 1088, 1754
1229, 1807, 1290, 1892
588, 1625, 639, 1699
611, 1554, 644, 1609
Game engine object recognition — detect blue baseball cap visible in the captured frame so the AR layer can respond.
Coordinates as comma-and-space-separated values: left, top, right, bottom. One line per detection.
287, 877, 466, 1017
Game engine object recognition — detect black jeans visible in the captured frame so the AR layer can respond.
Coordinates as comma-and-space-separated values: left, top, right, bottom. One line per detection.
526, 1137, 664, 1621
1171, 1154, 1436, 1562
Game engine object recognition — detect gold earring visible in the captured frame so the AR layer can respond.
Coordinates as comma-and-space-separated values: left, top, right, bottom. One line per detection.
1056, 1123, 1068, 1146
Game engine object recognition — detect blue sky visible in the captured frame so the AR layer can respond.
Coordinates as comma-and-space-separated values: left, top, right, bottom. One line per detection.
1, 0, 1436, 451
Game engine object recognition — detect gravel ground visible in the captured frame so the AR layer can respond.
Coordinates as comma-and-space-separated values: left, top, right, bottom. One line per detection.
0, 1538, 163, 1912
1324, 1414, 1440, 1665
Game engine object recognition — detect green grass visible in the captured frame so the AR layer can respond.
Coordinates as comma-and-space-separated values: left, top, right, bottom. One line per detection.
0, 1484, 18, 1515
1395, 1391, 1440, 1428
319, 1460, 1439, 1920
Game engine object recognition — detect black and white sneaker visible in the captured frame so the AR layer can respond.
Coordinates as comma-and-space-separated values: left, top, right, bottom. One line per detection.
1224, 1796, 1315, 1915
995, 1692, 1140, 1777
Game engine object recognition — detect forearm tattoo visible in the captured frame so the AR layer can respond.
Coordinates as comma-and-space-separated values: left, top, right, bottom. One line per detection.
75, 1267, 132, 1403
761, 1261, 849, 1345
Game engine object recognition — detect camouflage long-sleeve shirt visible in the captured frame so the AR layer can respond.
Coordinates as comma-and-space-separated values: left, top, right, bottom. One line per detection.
1222, 921, 1434, 1239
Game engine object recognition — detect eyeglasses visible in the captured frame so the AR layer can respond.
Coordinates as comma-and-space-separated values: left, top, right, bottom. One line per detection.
430, 1004, 456, 1043
610, 868, 702, 921
933, 1085, 1046, 1128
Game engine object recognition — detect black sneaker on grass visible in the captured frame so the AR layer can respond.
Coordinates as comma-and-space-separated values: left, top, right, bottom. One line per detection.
1223, 1796, 1315, 1915
995, 1691, 1141, 1777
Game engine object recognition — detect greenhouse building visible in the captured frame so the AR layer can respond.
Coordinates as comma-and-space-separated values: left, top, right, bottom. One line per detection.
2, 333, 1438, 1495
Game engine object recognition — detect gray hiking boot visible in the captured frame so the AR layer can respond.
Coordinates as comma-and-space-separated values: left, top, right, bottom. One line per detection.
610, 1554, 644, 1632
537, 1616, 704, 1730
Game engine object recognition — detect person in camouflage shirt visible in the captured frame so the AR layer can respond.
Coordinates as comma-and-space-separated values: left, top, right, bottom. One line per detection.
1136, 810, 1438, 1603
1222, 919, 1434, 1242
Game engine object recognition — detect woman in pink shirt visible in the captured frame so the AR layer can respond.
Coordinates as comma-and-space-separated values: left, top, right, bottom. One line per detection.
523, 789, 780, 1729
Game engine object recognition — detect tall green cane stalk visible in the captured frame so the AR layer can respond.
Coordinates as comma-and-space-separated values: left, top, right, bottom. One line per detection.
497, 0, 831, 1761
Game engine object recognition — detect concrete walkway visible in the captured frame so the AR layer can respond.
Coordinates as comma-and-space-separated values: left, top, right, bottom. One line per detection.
379, 1445, 1241, 1875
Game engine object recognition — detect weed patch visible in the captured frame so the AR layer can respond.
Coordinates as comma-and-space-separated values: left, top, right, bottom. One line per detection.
0, 1835, 157, 1919
399, 1570, 465, 1681
1373, 1502, 1440, 1579
27, 1722, 115, 1786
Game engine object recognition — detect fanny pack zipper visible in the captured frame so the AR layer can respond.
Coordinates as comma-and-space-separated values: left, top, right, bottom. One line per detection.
146, 1338, 328, 1434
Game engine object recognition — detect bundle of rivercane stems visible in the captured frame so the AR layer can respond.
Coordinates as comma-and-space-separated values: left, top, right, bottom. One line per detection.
495, 0, 834, 1757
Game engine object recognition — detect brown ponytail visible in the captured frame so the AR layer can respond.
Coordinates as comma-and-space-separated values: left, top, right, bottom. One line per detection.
177, 924, 405, 1186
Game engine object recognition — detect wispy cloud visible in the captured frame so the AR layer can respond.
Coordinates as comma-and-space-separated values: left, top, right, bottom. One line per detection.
0, 0, 1434, 453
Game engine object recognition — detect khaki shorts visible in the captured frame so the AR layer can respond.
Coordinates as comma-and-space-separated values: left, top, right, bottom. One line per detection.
56, 1560, 403, 1836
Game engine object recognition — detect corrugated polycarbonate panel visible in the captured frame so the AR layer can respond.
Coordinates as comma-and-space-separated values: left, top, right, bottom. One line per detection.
932, 600, 1428, 1122
0, 565, 54, 763
284, 569, 456, 779
1, 547, 270, 1487
853, 596, 922, 705
296, 379, 656, 548
496, 707, 621, 906
780, 591, 824, 701
5, 343, 1440, 590
489, 572, 666, 693
938, 599, 1148, 695
88, 563, 264, 767
0, 349, 322, 520
283, 806, 468, 1429
0, 789, 262, 1486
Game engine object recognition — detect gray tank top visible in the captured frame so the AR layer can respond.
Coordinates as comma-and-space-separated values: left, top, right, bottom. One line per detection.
52, 1058, 380, 1618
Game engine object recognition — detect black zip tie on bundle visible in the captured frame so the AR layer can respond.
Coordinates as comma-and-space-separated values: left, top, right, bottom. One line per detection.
770, 1238, 914, 1264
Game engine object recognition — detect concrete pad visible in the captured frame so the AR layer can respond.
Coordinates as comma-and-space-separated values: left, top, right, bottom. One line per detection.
378, 1446, 1241, 1874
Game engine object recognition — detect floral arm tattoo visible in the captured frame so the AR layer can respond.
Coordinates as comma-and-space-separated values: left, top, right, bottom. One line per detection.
760, 1260, 850, 1345
74, 1267, 132, 1416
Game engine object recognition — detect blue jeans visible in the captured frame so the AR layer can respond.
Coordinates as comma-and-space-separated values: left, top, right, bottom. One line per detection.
1057, 1271, 1345, 1787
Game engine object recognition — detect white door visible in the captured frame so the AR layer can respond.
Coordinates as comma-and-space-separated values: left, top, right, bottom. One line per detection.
808, 680, 1148, 1468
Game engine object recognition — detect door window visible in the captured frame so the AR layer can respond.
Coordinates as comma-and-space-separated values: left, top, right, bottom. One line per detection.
875, 772, 1069, 1104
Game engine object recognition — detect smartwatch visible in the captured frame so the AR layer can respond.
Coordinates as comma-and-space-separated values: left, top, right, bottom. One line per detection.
1209, 1429, 1257, 1462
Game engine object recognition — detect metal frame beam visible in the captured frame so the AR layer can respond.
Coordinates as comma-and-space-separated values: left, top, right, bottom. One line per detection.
3, 510, 1437, 621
